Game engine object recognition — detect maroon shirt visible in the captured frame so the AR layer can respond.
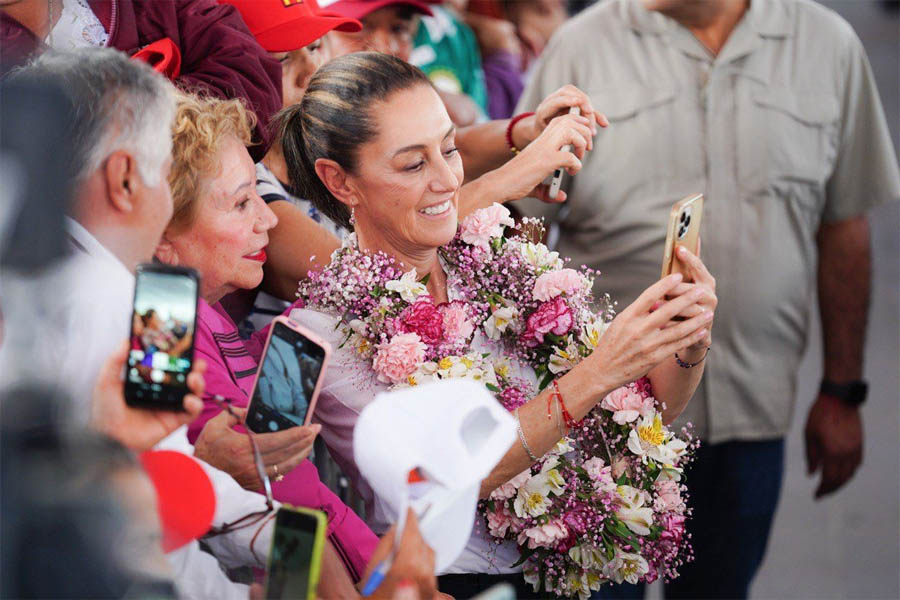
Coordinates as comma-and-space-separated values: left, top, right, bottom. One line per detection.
1, 0, 281, 161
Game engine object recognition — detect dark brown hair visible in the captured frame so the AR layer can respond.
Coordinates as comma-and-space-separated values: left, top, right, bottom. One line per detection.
278, 52, 433, 230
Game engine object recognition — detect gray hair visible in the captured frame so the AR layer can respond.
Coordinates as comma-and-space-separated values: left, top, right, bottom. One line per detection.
13, 47, 176, 186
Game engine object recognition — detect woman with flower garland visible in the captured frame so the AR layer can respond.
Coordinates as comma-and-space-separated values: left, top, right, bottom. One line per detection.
279, 52, 718, 599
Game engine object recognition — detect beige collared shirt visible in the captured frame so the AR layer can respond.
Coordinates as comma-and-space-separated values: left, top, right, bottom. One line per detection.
516, 0, 900, 442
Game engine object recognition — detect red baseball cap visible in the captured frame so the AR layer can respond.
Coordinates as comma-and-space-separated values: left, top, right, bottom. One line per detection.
318, 0, 436, 20
139, 450, 217, 553
222, 0, 363, 53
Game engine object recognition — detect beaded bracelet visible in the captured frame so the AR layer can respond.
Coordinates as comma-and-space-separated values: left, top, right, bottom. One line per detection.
515, 408, 538, 462
505, 112, 534, 155
675, 346, 710, 369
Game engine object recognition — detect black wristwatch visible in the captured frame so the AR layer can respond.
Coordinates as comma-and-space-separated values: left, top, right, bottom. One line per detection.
819, 379, 868, 407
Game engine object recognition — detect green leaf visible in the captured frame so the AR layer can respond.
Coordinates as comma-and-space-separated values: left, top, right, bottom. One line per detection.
485, 383, 500, 393
418, 273, 431, 285
538, 370, 555, 391
510, 545, 536, 568
616, 473, 629, 486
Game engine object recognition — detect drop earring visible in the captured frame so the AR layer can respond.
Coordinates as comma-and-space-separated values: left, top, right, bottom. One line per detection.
349, 206, 356, 228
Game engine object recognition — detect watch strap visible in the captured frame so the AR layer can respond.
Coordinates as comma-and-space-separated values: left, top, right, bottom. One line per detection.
819, 379, 868, 406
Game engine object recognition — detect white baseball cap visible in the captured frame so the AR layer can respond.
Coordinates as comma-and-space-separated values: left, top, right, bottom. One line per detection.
353, 379, 517, 572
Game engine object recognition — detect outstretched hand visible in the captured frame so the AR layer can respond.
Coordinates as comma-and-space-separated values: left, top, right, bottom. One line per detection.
90, 340, 206, 452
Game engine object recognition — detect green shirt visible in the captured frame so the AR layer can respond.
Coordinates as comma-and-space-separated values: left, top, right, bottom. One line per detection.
411, 6, 488, 117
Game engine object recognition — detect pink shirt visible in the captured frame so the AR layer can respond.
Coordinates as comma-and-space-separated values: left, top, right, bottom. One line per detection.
187, 299, 377, 581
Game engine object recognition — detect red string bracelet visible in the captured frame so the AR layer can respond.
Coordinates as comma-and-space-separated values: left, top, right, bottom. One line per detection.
551, 379, 581, 430
505, 112, 534, 155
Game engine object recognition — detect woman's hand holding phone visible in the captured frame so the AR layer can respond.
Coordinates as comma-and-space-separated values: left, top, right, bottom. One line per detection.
656, 245, 717, 355
577, 273, 715, 398
193, 406, 320, 491
90, 340, 206, 452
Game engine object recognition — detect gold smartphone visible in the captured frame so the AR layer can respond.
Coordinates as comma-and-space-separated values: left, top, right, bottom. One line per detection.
661, 194, 704, 281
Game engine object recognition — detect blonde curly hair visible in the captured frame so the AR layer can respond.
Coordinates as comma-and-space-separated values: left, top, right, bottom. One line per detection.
167, 92, 257, 233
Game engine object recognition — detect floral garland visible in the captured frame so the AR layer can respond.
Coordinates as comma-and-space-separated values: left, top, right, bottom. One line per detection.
299, 204, 697, 599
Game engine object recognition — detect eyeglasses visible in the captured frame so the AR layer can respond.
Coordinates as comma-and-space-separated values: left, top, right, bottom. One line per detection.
204, 395, 274, 539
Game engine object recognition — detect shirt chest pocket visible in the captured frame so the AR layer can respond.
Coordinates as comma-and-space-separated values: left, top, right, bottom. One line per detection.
588, 86, 679, 184
737, 89, 840, 199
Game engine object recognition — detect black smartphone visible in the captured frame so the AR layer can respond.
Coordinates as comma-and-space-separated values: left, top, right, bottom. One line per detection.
124, 263, 200, 410
265, 507, 327, 600
245, 317, 331, 434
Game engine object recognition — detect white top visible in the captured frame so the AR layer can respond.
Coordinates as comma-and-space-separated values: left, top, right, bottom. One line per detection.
0, 218, 274, 599
291, 265, 535, 574
47, 0, 109, 51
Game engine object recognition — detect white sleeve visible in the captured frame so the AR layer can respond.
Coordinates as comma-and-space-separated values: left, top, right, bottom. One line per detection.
155, 427, 278, 570
166, 541, 251, 600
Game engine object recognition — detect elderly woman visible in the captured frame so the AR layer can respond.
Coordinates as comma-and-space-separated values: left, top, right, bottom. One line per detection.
281, 52, 718, 597
153, 93, 378, 585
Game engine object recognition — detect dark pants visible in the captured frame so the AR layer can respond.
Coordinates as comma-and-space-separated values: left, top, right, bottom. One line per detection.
595, 439, 786, 600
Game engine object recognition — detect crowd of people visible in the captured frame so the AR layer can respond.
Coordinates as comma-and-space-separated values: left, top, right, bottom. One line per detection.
0, 0, 897, 599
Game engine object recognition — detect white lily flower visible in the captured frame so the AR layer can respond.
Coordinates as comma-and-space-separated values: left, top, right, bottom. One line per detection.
579, 318, 609, 350
548, 340, 580, 374
513, 473, 552, 518
483, 304, 519, 340
627, 413, 678, 464
385, 268, 427, 302
655, 462, 684, 482
521, 241, 563, 271
616, 484, 645, 508
605, 548, 650, 585
617, 505, 654, 536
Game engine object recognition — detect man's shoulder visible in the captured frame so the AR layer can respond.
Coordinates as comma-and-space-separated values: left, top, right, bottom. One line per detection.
785, 0, 860, 49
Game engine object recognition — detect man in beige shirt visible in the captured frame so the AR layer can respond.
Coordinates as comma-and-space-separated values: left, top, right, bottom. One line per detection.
515, 0, 899, 597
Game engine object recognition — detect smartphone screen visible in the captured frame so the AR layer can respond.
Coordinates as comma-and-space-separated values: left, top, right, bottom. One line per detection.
247, 320, 327, 433
125, 264, 199, 409
266, 509, 324, 600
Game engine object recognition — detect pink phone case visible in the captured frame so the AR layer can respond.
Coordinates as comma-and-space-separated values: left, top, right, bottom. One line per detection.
250, 315, 332, 426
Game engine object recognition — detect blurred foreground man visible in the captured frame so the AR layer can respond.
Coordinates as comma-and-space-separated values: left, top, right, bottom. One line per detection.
516, 0, 900, 597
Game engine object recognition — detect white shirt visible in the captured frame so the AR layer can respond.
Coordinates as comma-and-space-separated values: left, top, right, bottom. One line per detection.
0, 218, 274, 598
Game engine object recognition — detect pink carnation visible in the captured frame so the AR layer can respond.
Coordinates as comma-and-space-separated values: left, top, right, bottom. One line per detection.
601, 386, 655, 424
373, 333, 426, 384
660, 514, 686, 544
487, 505, 513, 538
653, 480, 685, 515
460, 204, 514, 250
518, 519, 569, 549
398, 297, 444, 345
532, 268, 586, 302
522, 297, 573, 347
437, 301, 474, 341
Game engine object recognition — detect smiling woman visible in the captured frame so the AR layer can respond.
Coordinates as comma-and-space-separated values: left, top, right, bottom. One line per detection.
155, 93, 380, 589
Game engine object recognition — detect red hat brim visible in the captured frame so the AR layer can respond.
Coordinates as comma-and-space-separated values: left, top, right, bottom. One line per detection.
321, 0, 435, 21
255, 13, 362, 52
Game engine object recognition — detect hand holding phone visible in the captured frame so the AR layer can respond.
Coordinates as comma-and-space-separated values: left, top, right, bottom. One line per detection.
661, 194, 704, 281
93, 339, 206, 451
246, 317, 331, 434
547, 106, 582, 200
125, 264, 200, 411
